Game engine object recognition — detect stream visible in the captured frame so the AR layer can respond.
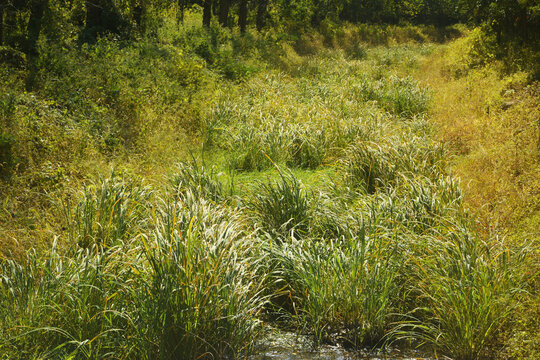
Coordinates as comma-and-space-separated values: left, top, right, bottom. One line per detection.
250, 332, 433, 360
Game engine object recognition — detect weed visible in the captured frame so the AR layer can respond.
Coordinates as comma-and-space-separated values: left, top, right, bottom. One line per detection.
270, 227, 400, 347
170, 160, 224, 202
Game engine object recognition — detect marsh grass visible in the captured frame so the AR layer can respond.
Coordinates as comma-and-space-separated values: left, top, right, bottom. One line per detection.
354, 75, 430, 117
0, 20, 534, 360
393, 229, 524, 360
269, 227, 400, 348
342, 142, 398, 194
169, 160, 224, 202
247, 170, 311, 239
62, 176, 152, 248
0, 242, 137, 359
1, 190, 268, 359
137, 193, 267, 359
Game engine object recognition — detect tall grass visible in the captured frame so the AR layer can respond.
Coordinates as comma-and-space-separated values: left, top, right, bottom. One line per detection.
269, 226, 400, 348
395, 228, 524, 360
137, 192, 266, 359
0, 20, 533, 360
1, 189, 268, 359
354, 75, 430, 117
0, 242, 137, 359
341, 141, 398, 194
169, 161, 224, 202
246, 170, 311, 239
62, 176, 152, 248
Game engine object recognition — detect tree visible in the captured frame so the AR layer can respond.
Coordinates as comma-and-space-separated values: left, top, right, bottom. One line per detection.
219, 0, 232, 27
468, 0, 539, 43
0, 0, 5, 46
177, 0, 186, 23
25, 0, 47, 55
82, 0, 128, 41
256, 0, 267, 31
203, 0, 212, 26
239, 0, 248, 32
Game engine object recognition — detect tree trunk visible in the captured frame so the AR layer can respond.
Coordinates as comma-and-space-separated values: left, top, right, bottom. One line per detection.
177, 0, 185, 24
133, 3, 144, 30
25, 0, 47, 55
25, 0, 47, 90
218, 0, 231, 27
86, 0, 103, 31
256, 0, 267, 32
0, 5, 4, 46
203, 0, 212, 27
239, 0, 248, 33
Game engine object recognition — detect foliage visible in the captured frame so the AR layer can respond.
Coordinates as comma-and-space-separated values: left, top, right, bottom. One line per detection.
62, 176, 152, 248
0, 132, 15, 178
0, 7, 537, 359
137, 193, 266, 359
270, 230, 401, 347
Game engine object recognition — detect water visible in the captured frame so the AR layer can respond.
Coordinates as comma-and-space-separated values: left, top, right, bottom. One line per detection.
250, 332, 433, 360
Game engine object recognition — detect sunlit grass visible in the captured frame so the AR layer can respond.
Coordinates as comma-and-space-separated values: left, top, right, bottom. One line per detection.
1, 20, 535, 360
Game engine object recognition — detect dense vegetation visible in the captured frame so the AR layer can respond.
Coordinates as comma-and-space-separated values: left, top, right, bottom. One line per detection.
0, 1, 538, 360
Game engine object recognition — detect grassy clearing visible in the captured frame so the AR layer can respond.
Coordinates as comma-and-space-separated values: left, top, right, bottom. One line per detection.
1, 19, 537, 360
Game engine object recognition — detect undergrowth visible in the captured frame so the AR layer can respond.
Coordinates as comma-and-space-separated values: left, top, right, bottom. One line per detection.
0, 16, 537, 360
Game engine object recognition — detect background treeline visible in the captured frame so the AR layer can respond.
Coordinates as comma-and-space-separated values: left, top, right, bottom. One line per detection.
0, 0, 538, 54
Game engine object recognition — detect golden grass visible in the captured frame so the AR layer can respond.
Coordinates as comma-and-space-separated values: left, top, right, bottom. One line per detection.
417, 40, 540, 240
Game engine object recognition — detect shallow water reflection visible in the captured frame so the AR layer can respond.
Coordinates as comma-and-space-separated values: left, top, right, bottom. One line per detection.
250, 333, 433, 360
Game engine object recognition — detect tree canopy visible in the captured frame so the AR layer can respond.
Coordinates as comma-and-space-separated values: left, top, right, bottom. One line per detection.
0, 0, 537, 55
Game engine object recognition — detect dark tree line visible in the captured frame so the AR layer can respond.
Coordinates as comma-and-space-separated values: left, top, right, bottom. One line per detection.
0, 0, 538, 56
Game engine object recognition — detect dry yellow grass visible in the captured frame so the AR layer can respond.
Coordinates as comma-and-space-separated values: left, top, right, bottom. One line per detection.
417, 38, 540, 240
